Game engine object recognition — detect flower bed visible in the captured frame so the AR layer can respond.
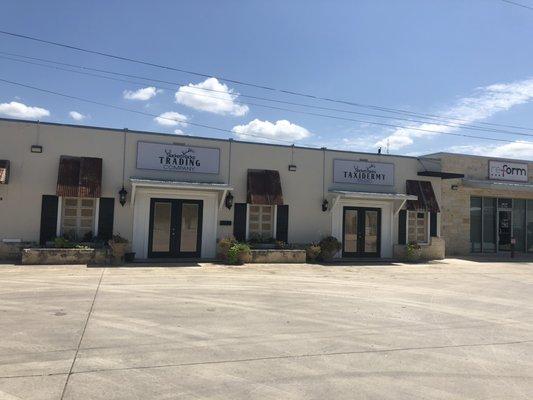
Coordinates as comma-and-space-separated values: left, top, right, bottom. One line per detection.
250, 249, 306, 263
21, 248, 108, 265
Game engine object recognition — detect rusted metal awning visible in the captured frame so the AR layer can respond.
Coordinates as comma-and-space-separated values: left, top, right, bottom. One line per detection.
406, 180, 440, 212
0, 160, 9, 184
57, 156, 102, 198
247, 169, 283, 205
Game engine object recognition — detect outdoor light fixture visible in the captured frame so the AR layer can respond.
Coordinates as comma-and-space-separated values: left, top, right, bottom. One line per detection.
321, 199, 329, 212
451, 184, 459, 191
225, 191, 234, 209
288, 164, 297, 172
118, 186, 128, 206
30, 145, 43, 153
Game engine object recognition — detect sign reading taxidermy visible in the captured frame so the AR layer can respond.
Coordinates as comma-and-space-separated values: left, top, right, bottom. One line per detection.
137, 141, 220, 174
333, 159, 394, 186
489, 160, 528, 182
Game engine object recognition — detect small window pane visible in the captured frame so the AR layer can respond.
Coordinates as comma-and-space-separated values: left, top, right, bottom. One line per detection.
64, 208, 77, 217
65, 198, 77, 206
81, 199, 94, 207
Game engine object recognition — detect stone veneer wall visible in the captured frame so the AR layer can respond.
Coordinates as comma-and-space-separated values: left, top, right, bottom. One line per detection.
393, 237, 445, 260
438, 155, 533, 256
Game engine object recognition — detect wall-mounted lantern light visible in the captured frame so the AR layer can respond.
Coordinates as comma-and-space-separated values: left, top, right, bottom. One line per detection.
288, 164, 297, 172
321, 199, 329, 212
31, 145, 43, 153
118, 186, 128, 206
225, 191, 234, 209
451, 184, 459, 191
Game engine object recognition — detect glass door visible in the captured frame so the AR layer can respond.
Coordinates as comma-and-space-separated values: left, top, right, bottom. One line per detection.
498, 210, 512, 252
148, 198, 203, 258
342, 207, 381, 257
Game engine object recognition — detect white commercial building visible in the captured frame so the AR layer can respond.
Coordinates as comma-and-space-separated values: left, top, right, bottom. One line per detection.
0, 118, 447, 260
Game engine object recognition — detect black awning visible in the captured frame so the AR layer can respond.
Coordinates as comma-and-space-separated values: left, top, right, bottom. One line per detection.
57, 156, 102, 198
247, 169, 283, 205
418, 171, 464, 179
0, 160, 9, 184
406, 180, 440, 213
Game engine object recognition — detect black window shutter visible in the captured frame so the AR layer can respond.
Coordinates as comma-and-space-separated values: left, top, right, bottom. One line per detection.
233, 203, 247, 242
276, 205, 289, 243
98, 197, 115, 241
398, 209, 407, 245
39, 195, 58, 245
430, 212, 438, 237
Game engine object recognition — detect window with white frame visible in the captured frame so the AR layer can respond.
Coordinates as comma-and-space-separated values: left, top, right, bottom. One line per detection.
248, 205, 274, 239
61, 198, 96, 240
408, 211, 429, 244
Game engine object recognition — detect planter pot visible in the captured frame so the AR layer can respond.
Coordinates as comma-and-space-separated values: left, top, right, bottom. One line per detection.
237, 251, 252, 264
124, 252, 136, 262
108, 242, 128, 263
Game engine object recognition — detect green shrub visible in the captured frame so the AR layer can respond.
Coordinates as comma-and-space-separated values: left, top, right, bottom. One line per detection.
53, 236, 76, 248
217, 237, 237, 261
306, 244, 321, 262
318, 236, 342, 261
406, 241, 421, 261
227, 243, 252, 265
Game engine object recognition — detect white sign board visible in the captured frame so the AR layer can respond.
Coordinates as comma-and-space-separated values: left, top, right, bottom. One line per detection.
137, 141, 220, 174
333, 159, 394, 186
489, 160, 528, 182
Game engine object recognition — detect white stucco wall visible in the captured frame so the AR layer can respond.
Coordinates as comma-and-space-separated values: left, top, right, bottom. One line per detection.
0, 119, 442, 258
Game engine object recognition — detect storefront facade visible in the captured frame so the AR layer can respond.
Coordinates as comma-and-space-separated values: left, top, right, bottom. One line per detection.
0, 118, 445, 260
428, 153, 533, 256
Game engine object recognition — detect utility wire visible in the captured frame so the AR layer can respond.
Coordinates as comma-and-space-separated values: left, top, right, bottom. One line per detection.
500, 0, 533, 11
0, 77, 308, 145
0, 77, 527, 145
2, 52, 533, 139
1, 29, 533, 133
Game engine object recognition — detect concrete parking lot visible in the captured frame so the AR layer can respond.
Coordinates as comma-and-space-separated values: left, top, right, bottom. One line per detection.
0, 259, 532, 399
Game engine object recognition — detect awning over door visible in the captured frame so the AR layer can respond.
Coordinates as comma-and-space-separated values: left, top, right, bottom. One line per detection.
0, 160, 9, 184
406, 180, 440, 212
57, 156, 102, 198
247, 169, 283, 205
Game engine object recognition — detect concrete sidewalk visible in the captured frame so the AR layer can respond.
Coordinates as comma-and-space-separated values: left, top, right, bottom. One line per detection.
0, 260, 532, 399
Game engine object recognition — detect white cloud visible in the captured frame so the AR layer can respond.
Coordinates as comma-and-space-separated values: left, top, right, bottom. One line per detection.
173, 129, 187, 135
154, 111, 188, 127
123, 87, 161, 101
175, 77, 249, 116
376, 78, 533, 150
232, 119, 310, 142
0, 101, 50, 119
69, 111, 86, 121
447, 141, 533, 160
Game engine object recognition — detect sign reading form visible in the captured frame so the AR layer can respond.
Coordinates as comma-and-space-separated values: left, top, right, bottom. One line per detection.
333, 159, 394, 186
137, 141, 220, 174
489, 160, 528, 182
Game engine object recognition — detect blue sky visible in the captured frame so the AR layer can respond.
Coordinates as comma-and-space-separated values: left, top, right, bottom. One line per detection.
1, 0, 533, 159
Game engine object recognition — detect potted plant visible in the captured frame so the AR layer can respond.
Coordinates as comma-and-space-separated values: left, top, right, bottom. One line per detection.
305, 243, 321, 262
217, 237, 237, 261
318, 236, 341, 261
227, 243, 252, 264
406, 241, 422, 262
108, 234, 129, 263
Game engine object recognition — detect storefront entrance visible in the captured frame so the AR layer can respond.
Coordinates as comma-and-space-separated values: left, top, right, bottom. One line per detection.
342, 207, 381, 257
148, 198, 203, 258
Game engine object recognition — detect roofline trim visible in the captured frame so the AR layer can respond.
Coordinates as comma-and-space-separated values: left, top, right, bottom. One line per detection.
0, 116, 440, 162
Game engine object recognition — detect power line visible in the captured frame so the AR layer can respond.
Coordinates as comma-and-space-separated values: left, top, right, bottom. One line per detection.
1, 29, 533, 133
500, 0, 533, 11
0, 77, 309, 146
2, 52, 533, 139
0, 77, 527, 146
